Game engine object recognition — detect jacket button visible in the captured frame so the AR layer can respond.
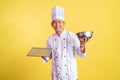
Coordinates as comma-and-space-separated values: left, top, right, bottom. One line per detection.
64, 47, 66, 48
66, 73, 68, 75
64, 55, 66, 57
56, 56, 58, 58
57, 65, 59, 67
55, 48, 57, 49
63, 38, 65, 40
65, 64, 67, 66
55, 39, 56, 41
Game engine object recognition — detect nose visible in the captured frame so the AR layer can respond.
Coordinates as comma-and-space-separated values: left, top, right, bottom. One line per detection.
56, 22, 60, 27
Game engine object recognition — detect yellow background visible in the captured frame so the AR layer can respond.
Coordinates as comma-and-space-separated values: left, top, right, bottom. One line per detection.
0, 0, 120, 80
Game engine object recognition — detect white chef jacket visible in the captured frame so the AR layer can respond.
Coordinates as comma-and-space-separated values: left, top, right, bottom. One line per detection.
43, 29, 86, 80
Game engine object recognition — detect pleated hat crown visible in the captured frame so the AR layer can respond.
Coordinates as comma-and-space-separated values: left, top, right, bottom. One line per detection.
52, 6, 64, 21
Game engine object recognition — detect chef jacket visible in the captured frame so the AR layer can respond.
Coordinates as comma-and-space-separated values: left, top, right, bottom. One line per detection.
43, 29, 86, 80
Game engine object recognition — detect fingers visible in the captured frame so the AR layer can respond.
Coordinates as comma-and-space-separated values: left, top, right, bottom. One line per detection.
79, 38, 84, 42
85, 37, 90, 42
80, 38, 85, 45
41, 56, 45, 59
80, 37, 90, 44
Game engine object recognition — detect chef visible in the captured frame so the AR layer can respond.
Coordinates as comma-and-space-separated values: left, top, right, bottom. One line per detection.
42, 6, 89, 80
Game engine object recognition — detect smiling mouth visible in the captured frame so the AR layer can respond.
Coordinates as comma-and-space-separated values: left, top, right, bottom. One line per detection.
56, 26, 60, 29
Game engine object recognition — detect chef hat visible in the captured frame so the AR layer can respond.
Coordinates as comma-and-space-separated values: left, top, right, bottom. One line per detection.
52, 6, 64, 21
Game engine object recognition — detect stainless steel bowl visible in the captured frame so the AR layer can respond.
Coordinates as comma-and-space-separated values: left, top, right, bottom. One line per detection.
76, 31, 93, 39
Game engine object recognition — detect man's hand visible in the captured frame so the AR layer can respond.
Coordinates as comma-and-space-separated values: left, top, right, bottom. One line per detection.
79, 37, 90, 46
41, 56, 45, 59
79, 37, 90, 53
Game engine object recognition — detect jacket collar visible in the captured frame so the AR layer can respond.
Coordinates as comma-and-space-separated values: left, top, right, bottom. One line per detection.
54, 29, 67, 37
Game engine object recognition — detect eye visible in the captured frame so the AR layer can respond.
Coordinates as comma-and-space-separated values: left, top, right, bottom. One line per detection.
59, 21, 62, 23
52, 21, 56, 25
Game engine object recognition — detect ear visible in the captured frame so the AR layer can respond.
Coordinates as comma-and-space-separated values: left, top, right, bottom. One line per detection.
51, 22, 53, 26
63, 21, 65, 26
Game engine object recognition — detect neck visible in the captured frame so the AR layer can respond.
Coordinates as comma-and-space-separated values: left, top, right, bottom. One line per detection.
56, 29, 64, 37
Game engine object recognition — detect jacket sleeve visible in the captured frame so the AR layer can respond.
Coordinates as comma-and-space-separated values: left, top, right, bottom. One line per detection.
42, 37, 52, 63
73, 34, 86, 57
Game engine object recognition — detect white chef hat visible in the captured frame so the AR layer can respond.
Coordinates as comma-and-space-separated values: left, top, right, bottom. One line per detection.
52, 6, 64, 21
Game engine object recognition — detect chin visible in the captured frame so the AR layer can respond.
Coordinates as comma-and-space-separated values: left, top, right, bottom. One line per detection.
56, 29, 61, 32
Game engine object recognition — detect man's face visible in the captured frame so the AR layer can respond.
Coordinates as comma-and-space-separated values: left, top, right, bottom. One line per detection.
51, 19, 65, 33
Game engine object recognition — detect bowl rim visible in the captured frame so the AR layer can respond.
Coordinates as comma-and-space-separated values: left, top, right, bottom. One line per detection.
77, 31, 93, 34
